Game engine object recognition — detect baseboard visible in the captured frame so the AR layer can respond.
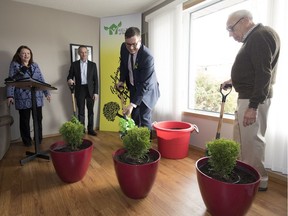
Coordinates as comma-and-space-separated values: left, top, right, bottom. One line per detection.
267, 169, 287, 186
10, 133, 61, 144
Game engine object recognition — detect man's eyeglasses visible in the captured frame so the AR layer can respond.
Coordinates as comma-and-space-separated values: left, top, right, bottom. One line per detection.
125, 41, 139, 48
227, 17, 244, 32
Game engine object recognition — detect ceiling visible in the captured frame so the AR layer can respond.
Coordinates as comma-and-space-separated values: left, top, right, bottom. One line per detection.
13, 0, 166, 18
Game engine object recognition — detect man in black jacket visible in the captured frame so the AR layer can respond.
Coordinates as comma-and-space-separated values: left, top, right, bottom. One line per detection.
67, 45, 98, 136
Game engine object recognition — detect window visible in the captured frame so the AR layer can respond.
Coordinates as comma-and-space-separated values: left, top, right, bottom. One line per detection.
188, 0, 262, 115
148, 0, 287, 175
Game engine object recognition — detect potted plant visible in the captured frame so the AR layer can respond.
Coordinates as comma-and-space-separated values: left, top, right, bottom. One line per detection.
196, 138, 260, 216
49, 116, 93, 183
113, 124, 161, 199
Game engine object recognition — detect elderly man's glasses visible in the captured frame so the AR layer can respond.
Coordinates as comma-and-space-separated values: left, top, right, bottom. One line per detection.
227, 17, 244, 32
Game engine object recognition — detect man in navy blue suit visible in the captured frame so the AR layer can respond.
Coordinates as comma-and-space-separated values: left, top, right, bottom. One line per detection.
67, 45, 98, 136
116, 27, 160, 131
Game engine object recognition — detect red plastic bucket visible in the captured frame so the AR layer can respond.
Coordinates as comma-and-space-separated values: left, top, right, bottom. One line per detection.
153, 121, 198, 159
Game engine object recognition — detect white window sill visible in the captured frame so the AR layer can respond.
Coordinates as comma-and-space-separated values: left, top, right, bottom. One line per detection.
183, 109, 235, 124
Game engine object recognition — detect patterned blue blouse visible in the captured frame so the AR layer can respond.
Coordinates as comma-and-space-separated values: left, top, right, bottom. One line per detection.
6, 61, 50, 110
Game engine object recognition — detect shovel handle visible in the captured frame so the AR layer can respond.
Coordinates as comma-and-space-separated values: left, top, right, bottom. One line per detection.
215, 84, 232, 139
68, 84, 76, 115
116, 86, 128, 119
116, 113, 128, 121
220, 84, 232, 102
69, 84, 75, 94
71, 93, 76, 115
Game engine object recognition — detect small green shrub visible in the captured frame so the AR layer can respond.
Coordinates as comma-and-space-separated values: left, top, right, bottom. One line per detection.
59, 116, 84, 151
122, 127, 151, 160
206, 138, 240, 180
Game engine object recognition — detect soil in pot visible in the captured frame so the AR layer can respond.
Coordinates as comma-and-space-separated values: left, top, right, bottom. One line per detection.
53, 141, 91, 152
115, 151, 159, 165
199, 162, 258, 184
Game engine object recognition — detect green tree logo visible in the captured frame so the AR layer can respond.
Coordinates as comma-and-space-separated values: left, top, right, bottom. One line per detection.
104, 22, 122, 35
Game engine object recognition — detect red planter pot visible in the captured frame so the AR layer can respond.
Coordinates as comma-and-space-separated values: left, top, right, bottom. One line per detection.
196, 157, 260, 216
113, 148, 160, 199
153, 121, 198, 159
50, 139, 93, 183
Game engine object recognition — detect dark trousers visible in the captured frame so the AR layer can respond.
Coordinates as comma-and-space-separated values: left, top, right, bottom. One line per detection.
19, 107, 43, 146
131, 102, 152, 130
77, 85, 94, 131
129, 86, 152, 129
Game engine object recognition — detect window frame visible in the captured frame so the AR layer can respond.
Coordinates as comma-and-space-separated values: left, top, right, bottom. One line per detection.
186, 0, 249, 116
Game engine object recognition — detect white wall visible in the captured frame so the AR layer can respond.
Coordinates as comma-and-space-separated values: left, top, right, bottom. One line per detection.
182, 113, 233, 150
0, 0, 100, 141
0, 0, 233, 148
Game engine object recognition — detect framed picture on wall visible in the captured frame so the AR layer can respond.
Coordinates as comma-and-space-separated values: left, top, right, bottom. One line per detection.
70, 44, 93, 62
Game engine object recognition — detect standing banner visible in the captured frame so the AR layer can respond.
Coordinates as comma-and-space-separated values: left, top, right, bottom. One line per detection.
100, 13, 141, 131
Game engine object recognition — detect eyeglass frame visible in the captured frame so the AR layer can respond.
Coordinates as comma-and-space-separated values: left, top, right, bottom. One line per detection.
227, 17, 244, 32
125, 40, 140, 48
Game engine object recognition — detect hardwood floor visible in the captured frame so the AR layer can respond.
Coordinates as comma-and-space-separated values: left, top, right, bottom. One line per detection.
0, 131, 287, 216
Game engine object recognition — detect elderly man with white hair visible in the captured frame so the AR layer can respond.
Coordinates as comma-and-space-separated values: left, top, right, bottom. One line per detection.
221, 10, 281, 191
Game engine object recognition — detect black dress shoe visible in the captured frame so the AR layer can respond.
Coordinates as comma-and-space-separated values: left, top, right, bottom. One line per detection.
88, 130, 97, 136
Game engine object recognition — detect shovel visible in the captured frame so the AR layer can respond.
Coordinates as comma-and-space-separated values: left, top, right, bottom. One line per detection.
69, 84, 77, 116
116, 86, 128, 119
205, 83, 232, 156
215, 84, 232, 139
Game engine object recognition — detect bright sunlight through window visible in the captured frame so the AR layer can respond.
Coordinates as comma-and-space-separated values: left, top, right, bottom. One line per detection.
188, 0, 260, 115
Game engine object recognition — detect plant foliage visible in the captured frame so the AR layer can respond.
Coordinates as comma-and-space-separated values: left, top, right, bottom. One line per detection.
122, 127, 151, 160
119, 117, 136, 137
59, 115, 84, 151
206, 138, 240, 180
195, 72, 237, 113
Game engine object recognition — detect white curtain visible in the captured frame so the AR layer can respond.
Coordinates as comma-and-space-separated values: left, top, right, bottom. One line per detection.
146, 3, 186, 122
146, 0, 287, 174
264, 0, 288, 174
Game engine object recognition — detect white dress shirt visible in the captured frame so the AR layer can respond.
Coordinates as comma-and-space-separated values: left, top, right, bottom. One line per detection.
80, 60, 87, 85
